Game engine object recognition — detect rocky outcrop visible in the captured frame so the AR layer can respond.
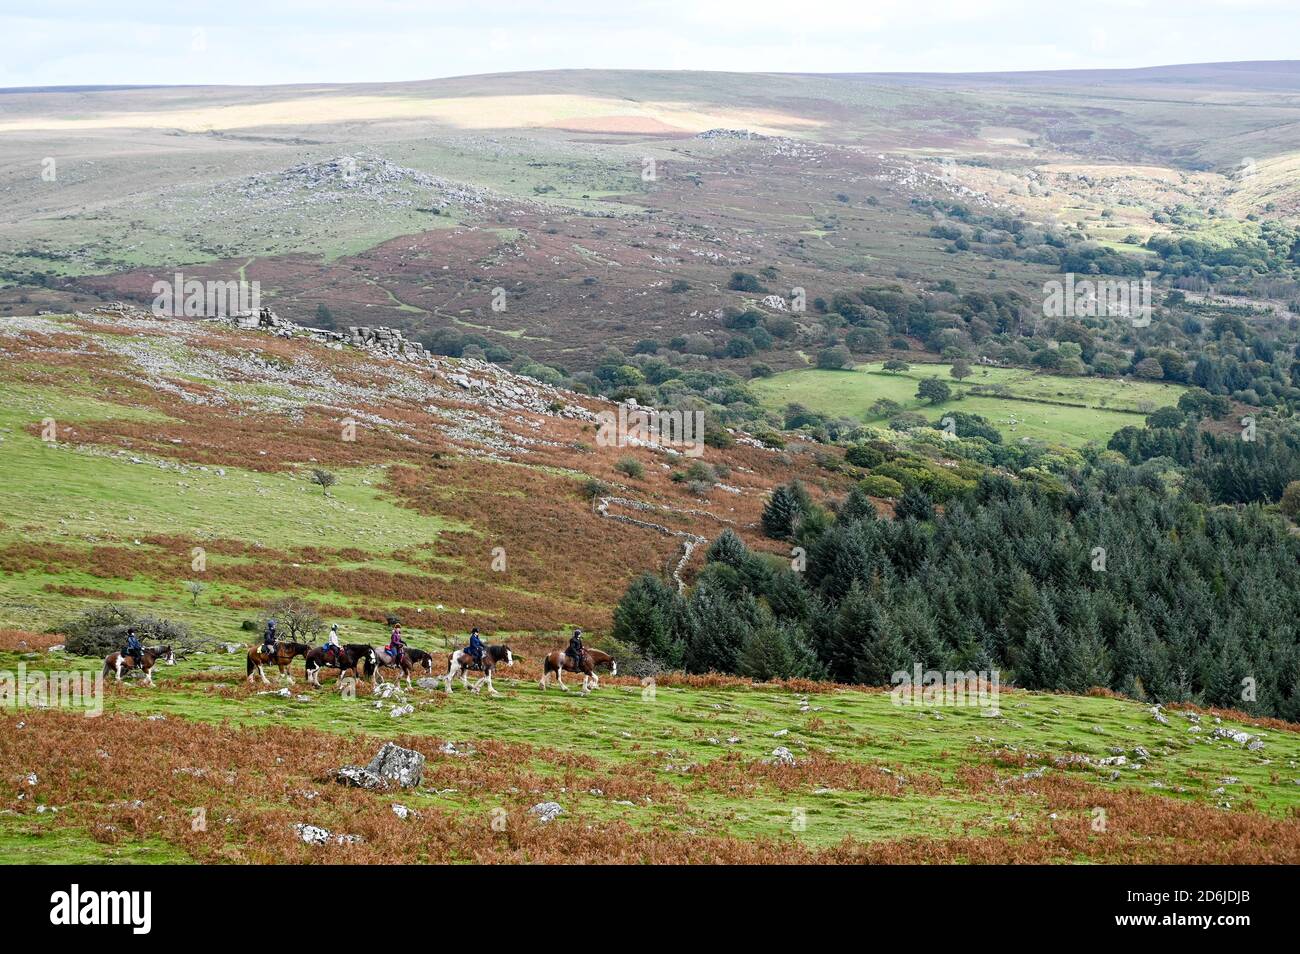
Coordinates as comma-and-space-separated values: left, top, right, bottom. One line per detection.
335, 742, 425, 790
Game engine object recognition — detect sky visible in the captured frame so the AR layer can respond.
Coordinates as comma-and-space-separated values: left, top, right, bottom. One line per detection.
1, 0, 1295, 89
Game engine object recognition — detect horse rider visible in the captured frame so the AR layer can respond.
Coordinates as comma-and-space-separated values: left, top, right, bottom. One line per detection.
123, 627, 143, 670
387, 624, 405, 664
466, 627, 485, 670
567, 628, 585, 669
262, 618, 279, 658
325, 623, 342, 662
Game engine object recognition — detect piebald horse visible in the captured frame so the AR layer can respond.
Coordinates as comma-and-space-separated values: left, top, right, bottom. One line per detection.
540, 648, 616, 693
304, 643, 375, 687
246, 641, 311, 685
103, 645, 175, 686
444, 644, 514, 695
369, 646, 416, 689
404, 647, 436, 676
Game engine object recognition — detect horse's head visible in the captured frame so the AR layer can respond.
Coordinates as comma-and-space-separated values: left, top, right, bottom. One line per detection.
610, 658, 617, 676
505, 647, 514, 667
158, 646, 175, 666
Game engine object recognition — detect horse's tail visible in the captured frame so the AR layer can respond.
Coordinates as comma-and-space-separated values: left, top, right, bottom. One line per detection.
102, 656, 113, 676
246, 652, 255, 676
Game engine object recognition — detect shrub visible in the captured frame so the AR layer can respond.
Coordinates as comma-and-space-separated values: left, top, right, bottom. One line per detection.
614, 457, 645, 479
581, 478, 610, 499
1282, 480, 1300, 519
845, 444, 884, 469
816, 345, 853, 370
56, 604, 194, 658
859, 475, 904, 499
727, 272, 765, 293
917, 377, 952, 404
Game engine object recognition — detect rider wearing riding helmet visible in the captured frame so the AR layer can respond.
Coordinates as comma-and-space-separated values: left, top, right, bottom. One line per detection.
387, 624, 405, 664
325, 623, 341, 661
262, 618, 278, 657
123, 627, 143, 669
567, 628, 585, 668
467, 627, 485, 668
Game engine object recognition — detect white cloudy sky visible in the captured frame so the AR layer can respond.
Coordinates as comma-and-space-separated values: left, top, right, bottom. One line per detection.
1, 0, 1294, 88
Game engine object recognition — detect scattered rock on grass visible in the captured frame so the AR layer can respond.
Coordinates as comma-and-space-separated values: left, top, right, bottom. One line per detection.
529, 801, 564, 823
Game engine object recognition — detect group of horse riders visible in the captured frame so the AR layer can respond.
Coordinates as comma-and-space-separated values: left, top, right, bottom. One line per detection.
118, 616, 590, 680
253, 618, 589, 672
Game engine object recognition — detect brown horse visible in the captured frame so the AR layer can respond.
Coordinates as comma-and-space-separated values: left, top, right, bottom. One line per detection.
246, 641, 310, 685
540, 648, 615, 693
304, 644, 374, 687
103, 646, 175, 686
445, 644, 514, 695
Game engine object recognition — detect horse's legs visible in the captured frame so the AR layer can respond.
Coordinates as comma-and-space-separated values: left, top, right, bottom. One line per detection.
557, 667, 568, 691
114, 657, 123, 682
485, 668, 498, 696
539, 669, 547, 691
444, 661, 457, 695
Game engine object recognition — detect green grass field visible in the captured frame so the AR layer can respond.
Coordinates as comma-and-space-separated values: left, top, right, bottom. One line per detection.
750, 362, 1187, 447
3, 643, 1296, 862
0, 373, 463, 647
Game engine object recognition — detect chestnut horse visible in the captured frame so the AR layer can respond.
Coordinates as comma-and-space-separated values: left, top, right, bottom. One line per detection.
304, 644, 374, 687
540, 648, 615, 692
103, 645, 174, 686
246, 641, 310, 685
444, 644, 514, 695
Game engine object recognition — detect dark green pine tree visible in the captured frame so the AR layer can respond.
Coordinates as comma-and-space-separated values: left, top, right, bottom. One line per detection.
1206, 629, 1250, 709
837, 484, 878, 523
761, 484, 802, 540
894, 485, 935, 522
826, 580, 874, 683
854, 603, 910, 686
1060, 615, 1113, 692
706, 528, 750, 570
737, 622, 823, 681
611, 572, 684, 667
682, 576, 758, 674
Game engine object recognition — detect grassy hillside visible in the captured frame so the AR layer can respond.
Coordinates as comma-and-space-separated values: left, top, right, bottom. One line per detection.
3, 630, 1297, 864
0, 310, 1296, 864
750, 362, 1187, 447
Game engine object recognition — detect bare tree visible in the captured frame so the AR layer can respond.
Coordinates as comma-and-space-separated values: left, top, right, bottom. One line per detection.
261, 597, 324, 642
184, 580, 207, 606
